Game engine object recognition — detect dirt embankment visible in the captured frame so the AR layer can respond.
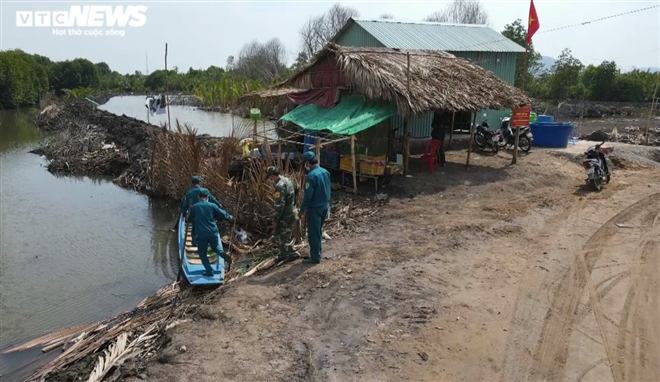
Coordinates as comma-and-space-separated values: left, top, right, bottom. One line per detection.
119, 148, 659, 382
33, 101, 225, 192
533, 99, 660, 146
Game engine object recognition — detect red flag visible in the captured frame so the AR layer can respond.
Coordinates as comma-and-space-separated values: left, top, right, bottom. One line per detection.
527, 0, 540, 45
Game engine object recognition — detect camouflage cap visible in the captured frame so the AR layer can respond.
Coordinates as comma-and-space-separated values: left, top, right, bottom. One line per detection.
266, 166, 280, 177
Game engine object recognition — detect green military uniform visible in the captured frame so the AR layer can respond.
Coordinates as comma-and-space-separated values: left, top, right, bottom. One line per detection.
267, 167, 300, 261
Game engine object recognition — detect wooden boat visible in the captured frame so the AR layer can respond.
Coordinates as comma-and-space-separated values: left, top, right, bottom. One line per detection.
177, 214, 225, 285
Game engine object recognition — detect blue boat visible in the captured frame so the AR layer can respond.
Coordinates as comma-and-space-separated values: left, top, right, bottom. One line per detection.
177, 214, 225, 285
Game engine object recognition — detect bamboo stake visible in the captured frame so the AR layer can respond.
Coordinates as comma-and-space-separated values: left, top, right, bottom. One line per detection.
466, 112, 477, 167
351, 135, 357, 195
277, 140, 282, 169
449, 111, 455, 149
164, 43, 172, 130
512, 44, 530, 165
315, 137, 321, 158
644, 73, 659, 145
404, 52, 412, 176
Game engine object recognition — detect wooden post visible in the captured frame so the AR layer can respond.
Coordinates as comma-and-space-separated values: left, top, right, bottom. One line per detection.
449, 111, 455, 149
263, 120, 272, 166
512, 45, 530, 165
253, 120, 257, 143
351, 135, 357, 195
644, 73, 659, 145
164, 43, 172, 130
466, 112, 477, 167
314, 137, 321, 158
277, 140, 282, 169
404, 52, 412, 176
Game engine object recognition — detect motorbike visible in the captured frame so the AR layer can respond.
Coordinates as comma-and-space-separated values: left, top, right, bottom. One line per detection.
499, 117, 533, 152
583, 141, 613, 191
473, 119, 500, 153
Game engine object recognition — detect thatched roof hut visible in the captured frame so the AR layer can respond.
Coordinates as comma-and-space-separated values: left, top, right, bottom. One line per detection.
237, 43, 530, 117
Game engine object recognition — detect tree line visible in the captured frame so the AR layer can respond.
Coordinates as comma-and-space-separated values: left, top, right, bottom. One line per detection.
1, 0, 657, 109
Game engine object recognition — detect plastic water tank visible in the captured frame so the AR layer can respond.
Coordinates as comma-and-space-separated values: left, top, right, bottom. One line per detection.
303, 130, 316, 153
530, 122, 573, 148
536, 115, 553, 123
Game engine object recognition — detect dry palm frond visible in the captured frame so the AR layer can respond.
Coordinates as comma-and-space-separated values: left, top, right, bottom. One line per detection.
86, 325, 158, 382
236, 43, 531, 117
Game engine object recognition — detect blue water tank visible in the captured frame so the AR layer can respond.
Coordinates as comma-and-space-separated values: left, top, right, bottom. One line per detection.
536, 115, 553, 123
303, 130, 316, 153
530, 122, 573, 148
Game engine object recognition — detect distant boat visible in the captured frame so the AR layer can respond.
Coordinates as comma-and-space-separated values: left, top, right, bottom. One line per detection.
177, 214, 225, 285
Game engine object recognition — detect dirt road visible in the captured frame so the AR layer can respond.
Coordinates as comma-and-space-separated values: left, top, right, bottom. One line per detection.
131, 149, 659, 382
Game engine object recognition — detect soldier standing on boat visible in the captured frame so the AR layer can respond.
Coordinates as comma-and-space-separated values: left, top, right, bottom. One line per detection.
266, 166, 301, 263
187, 190, 233, 276
182, 175, 222, 245
299, 152, 331, 265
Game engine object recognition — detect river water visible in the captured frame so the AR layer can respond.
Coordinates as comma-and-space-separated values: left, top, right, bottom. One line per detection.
0, 97, 238, 380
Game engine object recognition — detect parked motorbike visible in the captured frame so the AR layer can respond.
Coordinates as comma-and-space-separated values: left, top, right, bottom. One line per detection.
499, 117, 533, 152
473, 119, 500, 153
583, 141, 613, 191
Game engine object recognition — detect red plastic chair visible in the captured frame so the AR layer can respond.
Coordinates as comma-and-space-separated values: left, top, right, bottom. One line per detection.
418, 139, 442, 174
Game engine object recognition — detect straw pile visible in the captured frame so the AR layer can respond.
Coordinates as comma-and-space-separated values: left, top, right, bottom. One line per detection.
2, 283, 186, 382
237, 43, 531, 117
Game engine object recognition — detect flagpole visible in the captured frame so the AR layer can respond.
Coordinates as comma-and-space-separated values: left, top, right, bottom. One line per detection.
512, 45, 529, 165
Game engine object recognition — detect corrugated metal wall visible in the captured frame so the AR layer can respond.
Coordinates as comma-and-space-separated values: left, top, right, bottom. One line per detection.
336, 23, 520, 137
391, 112, 434, 138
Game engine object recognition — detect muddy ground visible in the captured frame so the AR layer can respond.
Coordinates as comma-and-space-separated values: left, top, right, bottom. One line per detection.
124, 145, 659, 382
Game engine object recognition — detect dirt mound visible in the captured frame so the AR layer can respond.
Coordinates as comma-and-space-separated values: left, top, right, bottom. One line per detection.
34, 101, 225, 192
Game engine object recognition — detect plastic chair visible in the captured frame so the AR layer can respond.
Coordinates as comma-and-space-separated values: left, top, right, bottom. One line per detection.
418, 139, 442, 174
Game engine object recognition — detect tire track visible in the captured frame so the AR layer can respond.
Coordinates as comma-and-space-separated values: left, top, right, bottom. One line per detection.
620, 208, 659, 382
530, 193, 660, 382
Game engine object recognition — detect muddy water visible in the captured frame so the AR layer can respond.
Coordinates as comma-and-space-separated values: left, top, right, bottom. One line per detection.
0, 101, 236, 380
100, 96, 242, 136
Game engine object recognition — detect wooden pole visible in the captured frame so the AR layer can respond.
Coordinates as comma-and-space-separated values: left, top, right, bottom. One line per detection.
644, 73, 660, 145
277, 140, 282, 169
466, 112, 477, 167
449, 111, 455, 149
253, 120, 257, 143
512, 45, 530, 165
351, 135, 357, 195
164, 43, 172, 130
404, 52, 412, 176
314, 137, 321, 158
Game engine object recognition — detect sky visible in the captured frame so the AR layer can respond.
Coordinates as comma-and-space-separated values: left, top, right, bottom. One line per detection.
0, 0, 658, 74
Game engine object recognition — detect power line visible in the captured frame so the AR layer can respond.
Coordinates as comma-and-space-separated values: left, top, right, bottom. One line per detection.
439, 4, 660, 52
537, 4, 660, 35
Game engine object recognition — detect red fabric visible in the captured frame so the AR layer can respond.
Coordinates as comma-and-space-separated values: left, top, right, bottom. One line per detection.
527, 0, 540, 44
286, 57, 347, 108
287, 88, 337, 108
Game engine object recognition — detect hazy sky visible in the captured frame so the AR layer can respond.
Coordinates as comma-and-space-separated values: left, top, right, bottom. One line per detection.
1, 1, 658, 74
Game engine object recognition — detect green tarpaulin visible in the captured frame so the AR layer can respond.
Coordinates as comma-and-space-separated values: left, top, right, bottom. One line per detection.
279, 96, 397, 136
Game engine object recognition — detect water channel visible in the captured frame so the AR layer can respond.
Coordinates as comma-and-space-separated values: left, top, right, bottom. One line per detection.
0, 96, 238, 380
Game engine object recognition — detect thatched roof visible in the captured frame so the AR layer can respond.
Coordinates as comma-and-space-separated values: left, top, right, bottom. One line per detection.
237, 43, 531, 117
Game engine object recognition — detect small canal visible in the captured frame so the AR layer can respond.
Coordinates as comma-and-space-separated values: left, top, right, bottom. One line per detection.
0, 96, 242, 380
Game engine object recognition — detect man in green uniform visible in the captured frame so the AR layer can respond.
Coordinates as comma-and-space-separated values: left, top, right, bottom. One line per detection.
181, 175, 221, 246
299, 152, 331, 264
267, 166, 301, 263
188, 190, 233, 276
